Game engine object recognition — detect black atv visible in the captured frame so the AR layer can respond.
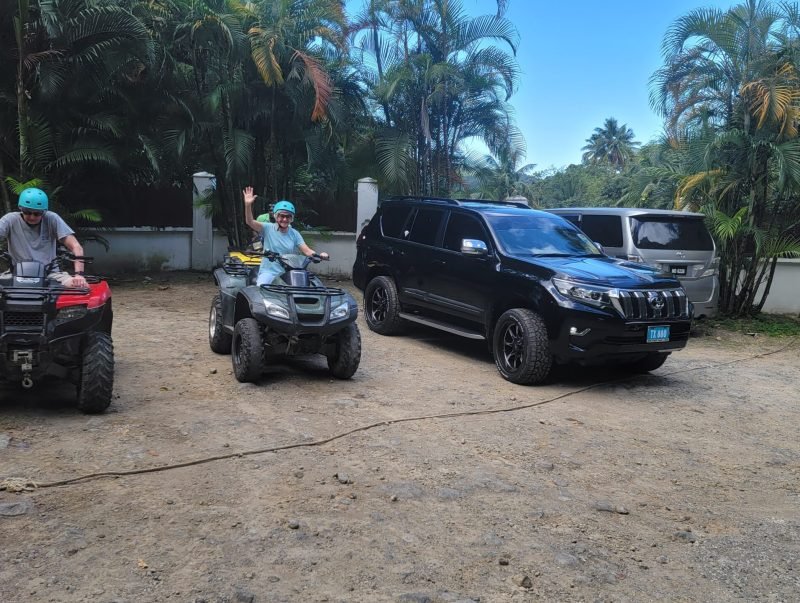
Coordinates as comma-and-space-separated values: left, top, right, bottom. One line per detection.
0, 251, 114, 413
209, 250, 361, 382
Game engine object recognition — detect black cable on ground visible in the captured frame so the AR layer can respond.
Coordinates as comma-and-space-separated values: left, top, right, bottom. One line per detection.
10, 337, 798, 491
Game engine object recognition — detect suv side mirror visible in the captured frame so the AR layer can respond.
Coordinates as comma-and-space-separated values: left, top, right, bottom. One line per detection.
461, 239, 488, 257
594, 242, 605, 255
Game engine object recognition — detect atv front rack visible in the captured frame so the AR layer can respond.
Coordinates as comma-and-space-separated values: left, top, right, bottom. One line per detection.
0, 285, 92, 299
260, 284, 346, 296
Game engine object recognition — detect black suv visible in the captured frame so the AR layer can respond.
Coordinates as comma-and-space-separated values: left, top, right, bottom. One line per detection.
352, 197, 692, 384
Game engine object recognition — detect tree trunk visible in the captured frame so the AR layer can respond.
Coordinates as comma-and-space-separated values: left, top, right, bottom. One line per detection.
754, 256, 779, 314
16, 0, 30, 179
0, 158, 11, 214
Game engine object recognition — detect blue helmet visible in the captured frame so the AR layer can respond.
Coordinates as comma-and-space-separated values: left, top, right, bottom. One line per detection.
19, 187, 49, 211
273, 200, 295, 215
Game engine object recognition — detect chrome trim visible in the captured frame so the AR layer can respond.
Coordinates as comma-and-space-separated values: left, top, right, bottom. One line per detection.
611, 288, 689, 320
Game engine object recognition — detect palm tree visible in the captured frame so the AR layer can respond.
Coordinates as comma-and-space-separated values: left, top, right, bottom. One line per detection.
354, 0, 521, 195
650, 0, 792, 138
581, 117, 639, 171
243, 0, 347, 197
11, 0, 153, 180
649, 0, 800, 315
470, 127, 536, 202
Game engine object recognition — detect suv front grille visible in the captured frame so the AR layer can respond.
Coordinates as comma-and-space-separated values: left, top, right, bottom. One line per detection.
612, 289, 688, 320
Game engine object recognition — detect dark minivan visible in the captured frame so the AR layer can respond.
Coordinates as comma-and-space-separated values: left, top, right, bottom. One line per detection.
353, 197, 692, 384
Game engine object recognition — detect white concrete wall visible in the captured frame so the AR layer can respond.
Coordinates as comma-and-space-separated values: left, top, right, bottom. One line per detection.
83, 228, 356, 278
757, 259, 800, 314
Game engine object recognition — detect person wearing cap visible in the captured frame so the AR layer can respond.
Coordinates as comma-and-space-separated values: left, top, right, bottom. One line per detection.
0, 187, 88, 288
242, 186, 328, 286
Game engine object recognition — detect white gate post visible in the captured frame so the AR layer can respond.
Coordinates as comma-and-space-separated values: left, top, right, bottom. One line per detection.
356, 177, 378, 237
192, 172, 216, 271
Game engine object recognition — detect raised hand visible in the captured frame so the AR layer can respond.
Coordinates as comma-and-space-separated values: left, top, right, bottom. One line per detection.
242, 186, 256, 205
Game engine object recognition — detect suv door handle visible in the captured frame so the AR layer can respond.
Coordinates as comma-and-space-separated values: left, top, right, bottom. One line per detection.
432, 259, 446, 267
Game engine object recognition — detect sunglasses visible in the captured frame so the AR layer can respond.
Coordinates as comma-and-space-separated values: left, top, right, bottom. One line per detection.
275, 213, 293, 221
21, 209, 43, 217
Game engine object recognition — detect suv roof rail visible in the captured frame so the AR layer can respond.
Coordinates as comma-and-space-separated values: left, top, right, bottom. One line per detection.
382, 195, 530, 209
454, 198, 530, 209
382, 195, 458, 206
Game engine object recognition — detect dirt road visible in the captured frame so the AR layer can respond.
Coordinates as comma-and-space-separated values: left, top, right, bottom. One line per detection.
1, 273, 798, 602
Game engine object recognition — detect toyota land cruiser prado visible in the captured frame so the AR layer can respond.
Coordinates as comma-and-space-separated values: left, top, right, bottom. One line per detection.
353, 197, 692, 384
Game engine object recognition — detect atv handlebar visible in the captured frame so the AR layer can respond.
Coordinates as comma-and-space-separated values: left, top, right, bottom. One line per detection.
240, 250, 329, 270
45, 252, 94, 275
0, 250, 94, 275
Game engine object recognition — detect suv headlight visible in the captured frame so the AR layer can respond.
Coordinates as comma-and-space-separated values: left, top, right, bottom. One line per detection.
263, 299, 290, 320
329, 302, 349, 321
552, 278, 615, 309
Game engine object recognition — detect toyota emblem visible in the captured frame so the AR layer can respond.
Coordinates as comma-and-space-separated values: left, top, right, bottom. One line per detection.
648, 292, 665, 310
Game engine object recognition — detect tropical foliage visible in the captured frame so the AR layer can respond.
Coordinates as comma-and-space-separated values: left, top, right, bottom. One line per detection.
350, 0, 520, 195
2, 0, 521, 244
647, 0, 800, 316
581, 117, 639, 171
2, 0, 799, 316
538, 0, 800, 316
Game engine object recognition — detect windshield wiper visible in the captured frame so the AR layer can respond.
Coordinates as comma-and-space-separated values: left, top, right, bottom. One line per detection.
528, 253, 571, 257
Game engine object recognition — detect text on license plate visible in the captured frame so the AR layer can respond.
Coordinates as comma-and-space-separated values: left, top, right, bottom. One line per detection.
647, 325, 670, 343
671, 265, 687, 275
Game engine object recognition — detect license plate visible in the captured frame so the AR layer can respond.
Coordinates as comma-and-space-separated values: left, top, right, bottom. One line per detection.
671, 265, 686, 275
647, 325, 670, 343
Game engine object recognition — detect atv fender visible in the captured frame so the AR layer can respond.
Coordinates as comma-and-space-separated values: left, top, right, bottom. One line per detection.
234, 287, 270, 325
213, 267, 248, 290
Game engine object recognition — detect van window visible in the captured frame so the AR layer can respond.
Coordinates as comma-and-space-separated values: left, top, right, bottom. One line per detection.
443, 213, 488, 251
580, 215, 623, 247
631, 216, 713, 251
381, 205, 413, 239
559, 214, 581, 228
408, 208, 445, 246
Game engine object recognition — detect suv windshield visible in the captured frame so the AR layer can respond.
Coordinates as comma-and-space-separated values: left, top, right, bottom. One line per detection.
487, 213, 600, 256
631, 216, 713, 251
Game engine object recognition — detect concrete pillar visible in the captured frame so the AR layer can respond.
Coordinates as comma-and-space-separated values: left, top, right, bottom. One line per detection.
356, 177, 378, 237
192, 172, 216, 271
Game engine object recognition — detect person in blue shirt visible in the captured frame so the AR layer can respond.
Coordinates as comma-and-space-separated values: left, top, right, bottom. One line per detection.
242, 186, 328, 286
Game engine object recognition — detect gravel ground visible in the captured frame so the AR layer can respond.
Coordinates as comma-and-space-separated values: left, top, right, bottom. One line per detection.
1, 271, 798, 603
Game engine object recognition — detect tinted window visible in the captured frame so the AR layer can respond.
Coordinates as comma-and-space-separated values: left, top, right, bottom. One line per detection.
580, 215, 623, 247
560, 214, 581, 227
408, 208, 445, 246
631, 217, 713, 251
443, 213, 487, 251
487, 214, 600, 256
381, 205, 413, 239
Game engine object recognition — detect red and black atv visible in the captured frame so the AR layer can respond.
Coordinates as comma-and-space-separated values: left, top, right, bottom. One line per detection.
0, 250, 114, 413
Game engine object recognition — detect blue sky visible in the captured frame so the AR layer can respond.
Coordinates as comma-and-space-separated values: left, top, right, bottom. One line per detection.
345, 0, 735, 171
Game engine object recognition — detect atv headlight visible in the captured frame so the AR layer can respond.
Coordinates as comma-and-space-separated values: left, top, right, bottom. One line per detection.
54, 304, 88, 325
263, 300, 290, 320
552, 278, 615, 309
329, 302, 349, 321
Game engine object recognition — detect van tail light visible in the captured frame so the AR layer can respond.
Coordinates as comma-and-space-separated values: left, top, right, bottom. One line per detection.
626, 254, 644, 263
700, 257, 720, 278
